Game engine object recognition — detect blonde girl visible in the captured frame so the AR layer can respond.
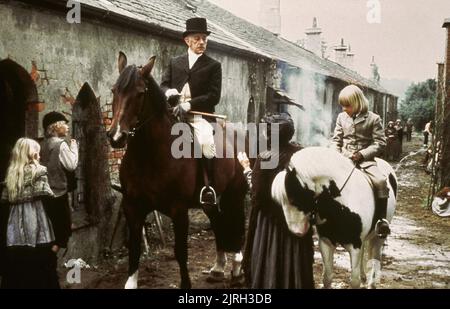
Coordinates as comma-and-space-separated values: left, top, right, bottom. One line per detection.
5, 138, 42, 202
1, 138, 59, 288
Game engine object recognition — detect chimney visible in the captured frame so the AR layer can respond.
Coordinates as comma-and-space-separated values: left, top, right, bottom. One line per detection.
304, 17, 323, 57
259, 0, 281, 35
334, 38, 348, 65
346, 45, 355, 70
370, 56, 380, 82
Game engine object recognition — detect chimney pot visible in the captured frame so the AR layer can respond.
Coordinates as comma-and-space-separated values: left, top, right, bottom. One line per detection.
304, 17, 323, 56
334, 38, 348, 65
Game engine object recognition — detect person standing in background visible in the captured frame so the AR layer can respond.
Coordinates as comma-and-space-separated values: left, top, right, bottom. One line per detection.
394, 119, 403, 160
423, 121, 433, 148
405, 118, 413, 142
40, 111, 78, 252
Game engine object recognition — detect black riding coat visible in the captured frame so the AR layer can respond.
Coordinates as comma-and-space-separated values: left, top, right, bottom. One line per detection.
160, 53, 222, 113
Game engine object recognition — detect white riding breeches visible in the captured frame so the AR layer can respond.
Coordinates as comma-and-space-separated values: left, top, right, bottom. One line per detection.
180, 82, 216, 159
189, 115, 216, 159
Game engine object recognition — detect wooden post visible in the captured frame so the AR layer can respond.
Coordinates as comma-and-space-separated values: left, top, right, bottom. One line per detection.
440, 19, 450, 187
428, 63, 445, 206
436, 63, 445, 185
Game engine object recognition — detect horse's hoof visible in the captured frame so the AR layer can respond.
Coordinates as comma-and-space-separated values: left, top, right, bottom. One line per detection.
229, 271, 245, 287
180, 280, 192, 289
205, 270, 225, 283
124, 281, 138, 289
375, 219, 391, 238
124, 272, 139, 289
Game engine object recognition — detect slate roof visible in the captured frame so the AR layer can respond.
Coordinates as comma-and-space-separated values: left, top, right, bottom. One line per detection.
75, 0, 393, 95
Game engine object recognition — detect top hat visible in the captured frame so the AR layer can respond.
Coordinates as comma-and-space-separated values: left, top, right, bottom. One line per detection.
183, 17, 211, 37
43, 111, 68, 130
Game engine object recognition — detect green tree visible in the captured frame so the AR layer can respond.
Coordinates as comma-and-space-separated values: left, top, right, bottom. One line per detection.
399, 79, 436, 131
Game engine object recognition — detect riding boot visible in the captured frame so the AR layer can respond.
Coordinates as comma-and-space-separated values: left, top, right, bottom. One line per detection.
375, 197, 390, 238
200, 158, 217, 206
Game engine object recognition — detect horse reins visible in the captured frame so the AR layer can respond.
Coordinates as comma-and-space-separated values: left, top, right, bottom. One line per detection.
338, 163, 357, 193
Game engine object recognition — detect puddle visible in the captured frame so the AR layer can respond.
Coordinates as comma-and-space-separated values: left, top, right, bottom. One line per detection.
312, 214, 450, 288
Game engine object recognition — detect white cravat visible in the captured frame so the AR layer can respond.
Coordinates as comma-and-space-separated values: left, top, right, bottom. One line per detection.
188, 48, 202, 69
180, 49, 203, 102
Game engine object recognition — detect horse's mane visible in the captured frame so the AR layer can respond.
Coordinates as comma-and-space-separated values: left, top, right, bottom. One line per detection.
115, 65, 139, 93
145, 73, 167, 115
116, 65, 167, 115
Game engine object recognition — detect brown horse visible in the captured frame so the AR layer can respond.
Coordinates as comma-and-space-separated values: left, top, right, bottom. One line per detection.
107, 52, 248, 288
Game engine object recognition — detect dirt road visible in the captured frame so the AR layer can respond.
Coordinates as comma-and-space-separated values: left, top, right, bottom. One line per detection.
65, 135, 450, 289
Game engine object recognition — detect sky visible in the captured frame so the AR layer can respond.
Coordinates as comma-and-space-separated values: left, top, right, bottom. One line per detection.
208, 0, 450, 82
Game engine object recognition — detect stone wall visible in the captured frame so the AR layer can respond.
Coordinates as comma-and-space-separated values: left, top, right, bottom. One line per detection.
0, 0, 271, 262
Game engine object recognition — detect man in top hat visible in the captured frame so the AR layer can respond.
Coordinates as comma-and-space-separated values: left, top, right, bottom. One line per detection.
161, 17, 221, 205
40, 111, 78, 251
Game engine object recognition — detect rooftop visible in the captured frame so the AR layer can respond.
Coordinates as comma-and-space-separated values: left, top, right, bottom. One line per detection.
70, 0, 393, 95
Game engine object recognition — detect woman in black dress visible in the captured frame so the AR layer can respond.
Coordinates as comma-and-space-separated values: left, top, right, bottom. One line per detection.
239, 113, 314, 289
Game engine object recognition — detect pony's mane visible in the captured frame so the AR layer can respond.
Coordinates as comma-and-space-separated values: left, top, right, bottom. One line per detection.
290, 147, 353, 192
271, 170, 288, 207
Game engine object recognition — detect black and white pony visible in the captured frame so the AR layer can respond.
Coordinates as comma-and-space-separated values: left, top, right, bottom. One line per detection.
272, 147, 397, 288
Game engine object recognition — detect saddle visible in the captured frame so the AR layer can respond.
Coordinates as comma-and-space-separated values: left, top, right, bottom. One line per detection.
355, 161, 379, 194
356, 161, 388, 197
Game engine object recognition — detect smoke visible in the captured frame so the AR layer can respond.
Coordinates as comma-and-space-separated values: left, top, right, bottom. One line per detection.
285, 69, 332, 147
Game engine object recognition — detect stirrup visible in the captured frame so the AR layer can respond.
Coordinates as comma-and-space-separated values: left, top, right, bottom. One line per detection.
375, 219, 391, 238
200, 186, 217, 205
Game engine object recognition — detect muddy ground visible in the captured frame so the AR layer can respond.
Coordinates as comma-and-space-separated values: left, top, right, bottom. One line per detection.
63, 134, 450, 289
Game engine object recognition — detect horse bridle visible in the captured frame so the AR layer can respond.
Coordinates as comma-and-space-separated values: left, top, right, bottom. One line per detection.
129, 80, 152, 138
